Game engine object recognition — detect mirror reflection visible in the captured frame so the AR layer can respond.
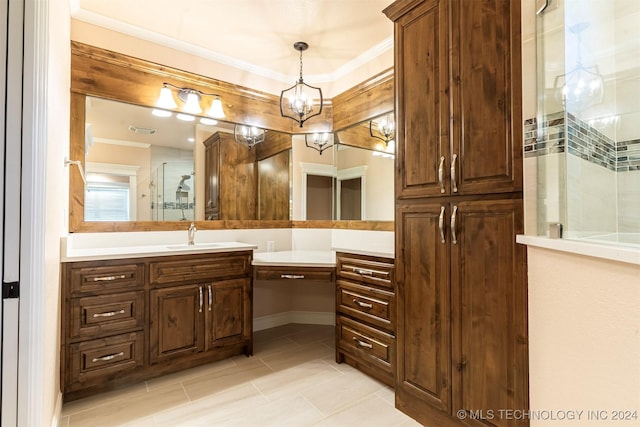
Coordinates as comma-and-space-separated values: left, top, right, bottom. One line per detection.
291, 113, 395, 221
84, 96, 293, 222
82, 96, 394, 223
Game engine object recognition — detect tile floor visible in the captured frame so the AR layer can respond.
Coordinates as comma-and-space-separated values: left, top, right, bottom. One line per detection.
60, 323, 422, 426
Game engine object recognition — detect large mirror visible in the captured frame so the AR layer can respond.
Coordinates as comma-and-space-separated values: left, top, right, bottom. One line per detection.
83, 95, 292, 223
76, 96, 394, 227
291, 112, 395, 221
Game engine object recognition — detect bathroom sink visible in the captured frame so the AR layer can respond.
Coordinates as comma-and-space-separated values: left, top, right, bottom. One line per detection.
166, 243, 225, 250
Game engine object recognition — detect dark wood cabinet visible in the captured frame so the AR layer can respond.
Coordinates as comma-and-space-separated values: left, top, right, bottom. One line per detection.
150, 284, 204, 363
335, 252, 396, 387
387, 0, 522, 201
61, 251, 253, 401
396, 199, 528, 426
203, 132, 256, 220
385, 0, 527, 425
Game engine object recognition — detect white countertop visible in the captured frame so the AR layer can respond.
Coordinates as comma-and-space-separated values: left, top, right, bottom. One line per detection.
332, 247, 394, 259
516, 235, 640, 266
61, 241, 258, 262
252, 250, 336, 267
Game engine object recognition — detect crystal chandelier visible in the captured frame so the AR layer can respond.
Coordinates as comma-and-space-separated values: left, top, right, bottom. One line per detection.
304, 132, 334, 155
280, 42, 323, 128
234, 124, 265, 150
369, 113, 395, 146
553, 23, 604, 110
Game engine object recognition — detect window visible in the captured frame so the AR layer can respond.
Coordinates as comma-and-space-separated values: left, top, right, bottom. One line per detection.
85, 180, 130, 221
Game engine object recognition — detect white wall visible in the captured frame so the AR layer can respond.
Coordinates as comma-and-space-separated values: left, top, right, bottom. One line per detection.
527, 247, 640, 427
45, 0, 70, 425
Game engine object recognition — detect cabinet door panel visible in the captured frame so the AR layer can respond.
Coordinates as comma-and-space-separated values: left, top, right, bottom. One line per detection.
450, 0, 522, 195
150, 285, 204, 364
396, 204, 451, 412
396, 0, 449, 199
205, 278, 250, 350
450, 199, 528, 426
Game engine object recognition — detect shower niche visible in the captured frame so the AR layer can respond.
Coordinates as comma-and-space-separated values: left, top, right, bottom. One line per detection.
151, 161, 195, 221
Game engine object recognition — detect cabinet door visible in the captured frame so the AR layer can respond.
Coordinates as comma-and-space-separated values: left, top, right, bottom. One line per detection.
204, 137, 220, 220
450, 199, 528, 426
395, 0, 450, 199
149, 284, 204, 364
450, 0, 522, 195
204, 278, 250, 350
395, 203, 451, 415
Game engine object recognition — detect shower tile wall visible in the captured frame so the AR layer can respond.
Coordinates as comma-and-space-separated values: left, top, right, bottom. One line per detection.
525, 112, 640, 236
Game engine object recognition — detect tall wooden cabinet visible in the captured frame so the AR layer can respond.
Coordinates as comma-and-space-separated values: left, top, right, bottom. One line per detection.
203, 132, 256, 220
384, 0, 528, 426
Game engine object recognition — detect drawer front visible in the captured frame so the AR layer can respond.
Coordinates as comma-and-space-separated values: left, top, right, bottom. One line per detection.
337, 316, 395, 373
254, 266, 335, 282
336, 253, 394, 290
68, 332, 144, 389
70, 263, 144, 295
337, 280, 394, 331
150, 254, 251, 285
70, 291, 144, 340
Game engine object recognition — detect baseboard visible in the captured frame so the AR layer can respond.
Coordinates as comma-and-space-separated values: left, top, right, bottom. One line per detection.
253, 311, 335, 332
51, 391, 63, 427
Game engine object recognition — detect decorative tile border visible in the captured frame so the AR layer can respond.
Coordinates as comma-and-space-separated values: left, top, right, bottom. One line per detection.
523, 111, 640, 172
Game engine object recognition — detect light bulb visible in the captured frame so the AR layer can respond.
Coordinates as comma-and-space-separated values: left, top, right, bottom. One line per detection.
183, 91, 202, 114
206, 97, 225, 119
156, 86, 177, 109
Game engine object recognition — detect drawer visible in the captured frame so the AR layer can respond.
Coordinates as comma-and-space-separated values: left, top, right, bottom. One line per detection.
150, 254, 251, 285
69, 291, 144, 340
337, 316, 395, 379
254, 266, 335, 282
337, 280, 394, 332
336, 253, 394, 290
68, 331, 144, 389
69, 263, 144, 295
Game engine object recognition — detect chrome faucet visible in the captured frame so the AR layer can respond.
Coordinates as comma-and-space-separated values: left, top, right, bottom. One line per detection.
188, 222, 197, 245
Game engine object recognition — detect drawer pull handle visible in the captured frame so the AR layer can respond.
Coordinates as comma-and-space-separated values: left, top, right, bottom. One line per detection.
92, 274, 127, 282
353, 299, 373, 309
92, 351, 124, 363
450, 153, 458, 193
281, 274, 305, 279
92, 309, 125, 318
353, 337, 373, 349
438, 156, 446, 193
199, 286, 203, 313
208, 285, 212, 311
351, 267, 389, 277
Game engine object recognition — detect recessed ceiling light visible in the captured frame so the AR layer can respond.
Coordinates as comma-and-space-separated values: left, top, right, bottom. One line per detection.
176, 113, 195, 122
188, 137, 195, 143
200, 117, 218, 126
152, 109, 172, 118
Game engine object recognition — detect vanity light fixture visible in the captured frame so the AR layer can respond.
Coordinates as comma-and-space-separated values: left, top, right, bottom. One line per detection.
280, 42, 323, 128
304, 132, 334, 155
369, 113, 395, 146
156, 82, 226, 119
234, 124, 265, 149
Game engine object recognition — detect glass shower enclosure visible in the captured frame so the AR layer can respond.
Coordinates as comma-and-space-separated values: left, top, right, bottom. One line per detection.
534, 0, 640, 246
151, 161, 195, 221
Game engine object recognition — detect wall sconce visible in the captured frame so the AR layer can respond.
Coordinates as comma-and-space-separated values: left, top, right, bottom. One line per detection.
370, 113, 395, 146
304, 132, 334, 155
280, 42, 323, 128
155, 82, 226, 120
234, 124, 265, 150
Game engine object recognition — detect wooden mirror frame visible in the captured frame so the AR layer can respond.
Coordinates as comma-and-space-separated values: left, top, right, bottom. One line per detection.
69, 41, 393, 232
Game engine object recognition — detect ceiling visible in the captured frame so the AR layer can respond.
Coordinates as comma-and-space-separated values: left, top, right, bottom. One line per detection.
72, 0, 394, 85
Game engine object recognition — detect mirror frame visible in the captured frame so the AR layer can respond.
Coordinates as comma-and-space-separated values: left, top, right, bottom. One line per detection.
69, 41, 394, 232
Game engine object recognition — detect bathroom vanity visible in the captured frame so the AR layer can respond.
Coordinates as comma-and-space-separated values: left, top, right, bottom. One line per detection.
60, 244, 255, 401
